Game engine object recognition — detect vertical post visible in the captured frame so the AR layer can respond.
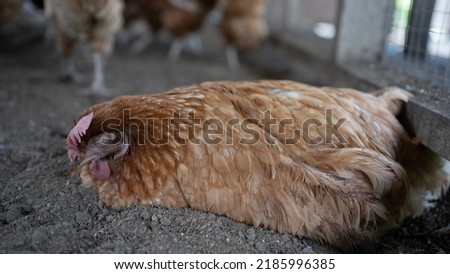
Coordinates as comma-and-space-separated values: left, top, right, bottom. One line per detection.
404, 0, 436, 59
335, 0, 395, 65
285, 0, 303, 30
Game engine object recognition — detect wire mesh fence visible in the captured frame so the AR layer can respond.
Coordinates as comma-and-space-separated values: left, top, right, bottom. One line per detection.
384, 0, 450, 91
265, 0, 450, 92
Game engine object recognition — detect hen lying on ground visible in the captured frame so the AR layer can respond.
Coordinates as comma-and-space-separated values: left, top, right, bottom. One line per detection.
67, 80, 449, 249
45, 0, 124, 94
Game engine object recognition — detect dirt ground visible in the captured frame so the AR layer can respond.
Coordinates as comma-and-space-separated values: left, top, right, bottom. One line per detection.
1, 13, 449, 254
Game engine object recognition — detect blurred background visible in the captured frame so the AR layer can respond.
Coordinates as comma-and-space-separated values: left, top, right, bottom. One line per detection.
1, 0, 449, 92
0, 0, 448, 89
267, 0, 450, 90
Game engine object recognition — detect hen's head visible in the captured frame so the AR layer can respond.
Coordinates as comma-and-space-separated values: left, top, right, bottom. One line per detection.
67, 111, 129, 181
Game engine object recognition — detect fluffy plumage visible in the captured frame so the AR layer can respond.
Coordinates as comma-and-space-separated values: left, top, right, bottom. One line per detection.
67, 80, 449, 248
45, 0, 124, 93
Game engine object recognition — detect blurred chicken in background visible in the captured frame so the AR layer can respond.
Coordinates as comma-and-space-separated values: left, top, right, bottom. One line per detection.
126, 0, 217, 60
219, 0, 268, 69
116, 0, 147, 50
45, 0, 124, 94
120, 0, 268, 68
0, 0, 23, 22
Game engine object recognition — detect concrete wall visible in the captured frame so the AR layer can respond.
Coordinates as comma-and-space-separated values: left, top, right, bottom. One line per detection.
335, 0, 394, 64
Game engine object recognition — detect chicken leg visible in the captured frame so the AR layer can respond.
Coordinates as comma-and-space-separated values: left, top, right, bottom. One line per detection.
61, 56, 84, 83
168, 34, 204, 62
226, 45, 240, 70
80, 52, 108, 95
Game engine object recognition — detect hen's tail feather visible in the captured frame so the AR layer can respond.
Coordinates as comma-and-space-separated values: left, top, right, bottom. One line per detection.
373, 86, 450, 219
373, 86, 412, 115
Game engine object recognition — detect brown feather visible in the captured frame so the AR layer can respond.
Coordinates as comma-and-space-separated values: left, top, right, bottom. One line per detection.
220, 0, 268, 49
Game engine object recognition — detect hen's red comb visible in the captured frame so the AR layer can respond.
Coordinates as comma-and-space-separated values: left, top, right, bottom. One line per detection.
67, 112, 93, 162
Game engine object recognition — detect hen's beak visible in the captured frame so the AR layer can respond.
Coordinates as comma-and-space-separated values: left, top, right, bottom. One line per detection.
80, 152, 99, 166
69, 156, 84, 175
69, 151, 99, 175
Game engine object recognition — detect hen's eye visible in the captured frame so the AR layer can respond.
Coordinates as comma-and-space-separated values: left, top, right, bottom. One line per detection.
95, 133, 119, 145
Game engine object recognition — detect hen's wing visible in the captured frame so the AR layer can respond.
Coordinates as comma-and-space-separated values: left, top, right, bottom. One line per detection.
175, 83, 409, 248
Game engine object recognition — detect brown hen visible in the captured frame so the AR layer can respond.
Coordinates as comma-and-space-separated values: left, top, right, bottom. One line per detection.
129, 0, 217, 59
219, 0, 268, 69
67, 80, 449, 249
